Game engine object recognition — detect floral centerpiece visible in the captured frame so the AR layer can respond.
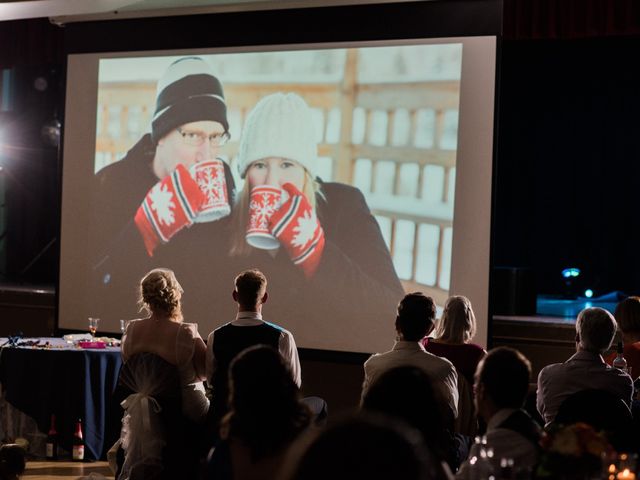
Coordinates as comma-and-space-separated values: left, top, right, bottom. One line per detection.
535, 422, 615, 479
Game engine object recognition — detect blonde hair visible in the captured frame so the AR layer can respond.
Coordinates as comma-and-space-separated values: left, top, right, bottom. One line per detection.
434, 295, 476, 344
138, 268, 183, 322
230, 167, 320, 256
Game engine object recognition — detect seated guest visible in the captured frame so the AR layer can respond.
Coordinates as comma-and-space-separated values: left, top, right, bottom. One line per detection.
121, 268, 209, 422
361, 366, 459, 472
205, 269, 301, 428
362, 292, 459, 421
422, 295, 486, 386
537, 307, 633, 426
117, 268, 208, 479
456, 347, 541, 479
605, 296, 640, 375
208, 345, 311, 480
282, 414, 449, 480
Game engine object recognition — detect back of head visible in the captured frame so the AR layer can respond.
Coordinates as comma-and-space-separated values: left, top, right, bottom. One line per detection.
614, 297, 640, 335
396, 292, 436, 341
576, 307, 617, 353
435, 295, 476, 344
139, 268, 183, 321
234, 269, 267, 310
477, 347, 531, 410
285, 414, 440, 480
361, 366, 453, 462
228, 345, 298, 414
223, 345, 309, 460
0, 444, 25, 480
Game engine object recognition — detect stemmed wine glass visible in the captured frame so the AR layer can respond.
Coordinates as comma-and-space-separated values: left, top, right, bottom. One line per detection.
88, 317, 100, 339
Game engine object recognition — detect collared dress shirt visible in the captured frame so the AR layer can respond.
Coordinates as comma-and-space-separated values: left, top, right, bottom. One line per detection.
456, 408, 539, 479
362, 340, 459, 419
536, 350, 633, 426
206, 311, 302, 387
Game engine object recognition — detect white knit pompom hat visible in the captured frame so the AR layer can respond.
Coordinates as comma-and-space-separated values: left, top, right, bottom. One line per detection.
237, 92, 318, 178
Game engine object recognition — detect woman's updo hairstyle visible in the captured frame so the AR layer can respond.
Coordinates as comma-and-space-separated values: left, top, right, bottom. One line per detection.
139, 268, 183, 321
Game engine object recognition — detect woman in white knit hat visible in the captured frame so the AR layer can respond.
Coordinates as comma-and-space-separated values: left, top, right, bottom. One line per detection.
224, 92, 404, 341
231, 92, 326, 277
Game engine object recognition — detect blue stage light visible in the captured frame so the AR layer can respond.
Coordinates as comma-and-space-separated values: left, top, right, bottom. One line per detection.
561, 267, 581, 279
584, 289, 593, 298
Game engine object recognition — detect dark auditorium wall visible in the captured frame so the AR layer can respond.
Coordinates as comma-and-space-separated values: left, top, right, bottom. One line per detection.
0, 19, 64, 285
493, 37, 640, 297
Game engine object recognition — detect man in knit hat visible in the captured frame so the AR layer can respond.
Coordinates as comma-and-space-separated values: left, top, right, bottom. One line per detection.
90, 57, 234, 317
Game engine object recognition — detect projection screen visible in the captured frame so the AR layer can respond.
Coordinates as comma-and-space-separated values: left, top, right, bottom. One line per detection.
59, 37, 495, 353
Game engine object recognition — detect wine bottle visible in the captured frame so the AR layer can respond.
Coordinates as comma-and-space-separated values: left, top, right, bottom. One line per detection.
45, 414, 58, 460
72, 419, 84, 461
613, 341, 628, 372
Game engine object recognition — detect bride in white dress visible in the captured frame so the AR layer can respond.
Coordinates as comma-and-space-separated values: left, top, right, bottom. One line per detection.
118, 268, 209, 479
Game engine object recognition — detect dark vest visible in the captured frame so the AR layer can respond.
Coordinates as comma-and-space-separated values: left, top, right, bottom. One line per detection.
210, 322, 282, 420
496, 409, 542, 449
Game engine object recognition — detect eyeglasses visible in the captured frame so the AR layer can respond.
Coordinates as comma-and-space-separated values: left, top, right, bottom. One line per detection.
177, 128, 230, 147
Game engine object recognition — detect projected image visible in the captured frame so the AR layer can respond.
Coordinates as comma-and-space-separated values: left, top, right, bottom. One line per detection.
87, 44, 462, 351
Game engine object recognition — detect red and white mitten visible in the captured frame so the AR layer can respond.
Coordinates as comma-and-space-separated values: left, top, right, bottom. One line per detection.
134, 164, 205, 256
268, 183, 325, 278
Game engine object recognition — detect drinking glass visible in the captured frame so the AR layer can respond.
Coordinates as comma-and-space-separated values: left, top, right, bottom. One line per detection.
119, 320, 127, 335
88, 318, 100, 339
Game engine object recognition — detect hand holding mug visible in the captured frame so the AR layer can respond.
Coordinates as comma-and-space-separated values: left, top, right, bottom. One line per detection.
134, 164, 205, 256
268, 183, 325, 278
246, 185, 288, 250
189, 160, 231, 223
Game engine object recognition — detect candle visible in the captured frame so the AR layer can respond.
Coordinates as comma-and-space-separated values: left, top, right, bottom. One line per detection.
617, 468, 636, 480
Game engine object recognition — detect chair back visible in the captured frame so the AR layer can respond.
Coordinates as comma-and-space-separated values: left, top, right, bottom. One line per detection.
116, 353, 189, 480
454, 371, 478, 436
119, 352, 181, 399
554, 389, 635, 451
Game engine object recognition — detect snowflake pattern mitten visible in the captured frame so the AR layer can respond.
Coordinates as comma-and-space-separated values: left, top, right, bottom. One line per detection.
268, 183, 325, 278
134, 164, 205, 256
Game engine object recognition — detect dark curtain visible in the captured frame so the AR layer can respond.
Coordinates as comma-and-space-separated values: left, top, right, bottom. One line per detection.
0, 19, 63, 283
0, 18, 64, 69
494, 36, 640, 295
504, 0, 640, 40
496, 1, 640, 296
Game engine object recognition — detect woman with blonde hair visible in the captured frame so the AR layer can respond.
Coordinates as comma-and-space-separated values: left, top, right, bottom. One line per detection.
121, 267, 209, 421
422, 295, 486, 385
116, 268, 208, 479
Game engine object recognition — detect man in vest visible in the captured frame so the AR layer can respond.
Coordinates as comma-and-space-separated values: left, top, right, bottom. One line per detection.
205, 269, 301, 427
